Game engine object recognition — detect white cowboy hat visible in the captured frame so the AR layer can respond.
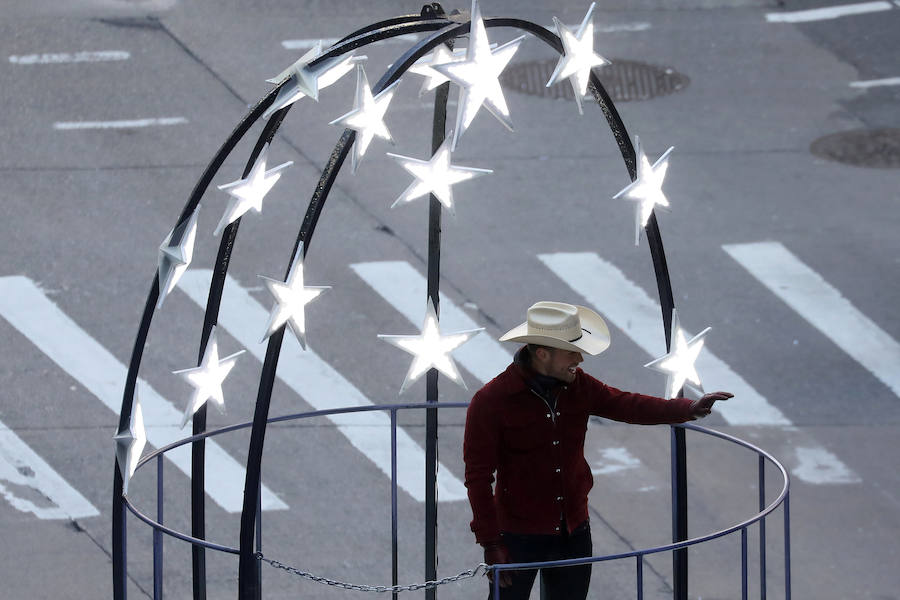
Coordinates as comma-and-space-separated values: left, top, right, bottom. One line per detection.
499, 301, 611, 355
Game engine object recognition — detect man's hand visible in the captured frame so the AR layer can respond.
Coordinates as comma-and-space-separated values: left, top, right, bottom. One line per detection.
690, 391, 733, 419
483, 541, 513, 588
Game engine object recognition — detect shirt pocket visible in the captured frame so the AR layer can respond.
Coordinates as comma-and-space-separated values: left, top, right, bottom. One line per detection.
500, 410, 547, 454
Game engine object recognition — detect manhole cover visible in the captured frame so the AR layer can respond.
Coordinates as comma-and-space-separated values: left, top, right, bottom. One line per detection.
500, 58, 689, 102
810, 128, 900, 168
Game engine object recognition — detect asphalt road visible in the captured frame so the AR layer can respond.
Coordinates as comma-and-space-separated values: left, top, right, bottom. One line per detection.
1, 0, 898, 598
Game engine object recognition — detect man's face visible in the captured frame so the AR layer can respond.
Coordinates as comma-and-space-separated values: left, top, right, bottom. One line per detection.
536, 347, 584, 383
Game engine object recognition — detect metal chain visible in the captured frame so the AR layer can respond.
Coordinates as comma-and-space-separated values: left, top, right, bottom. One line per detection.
255, 553, 489, 593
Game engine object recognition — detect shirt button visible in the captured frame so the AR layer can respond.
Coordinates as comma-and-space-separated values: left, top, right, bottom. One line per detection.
555, 526, 560, 531
552, 440, 559, 445
546, 413, 551, 418
556, 496, 563, 501
555, 468, 561, 473
556, 411, 561, 416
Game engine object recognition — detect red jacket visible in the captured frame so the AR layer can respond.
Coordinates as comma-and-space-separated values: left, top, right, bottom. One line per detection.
463, 359, 695, 544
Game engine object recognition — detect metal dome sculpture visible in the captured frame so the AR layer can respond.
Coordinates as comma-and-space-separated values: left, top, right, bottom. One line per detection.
112, 2, 792, 599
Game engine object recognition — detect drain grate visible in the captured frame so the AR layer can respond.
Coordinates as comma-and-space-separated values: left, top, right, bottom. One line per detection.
500, 58, 689, 103
810, 128, 900, 169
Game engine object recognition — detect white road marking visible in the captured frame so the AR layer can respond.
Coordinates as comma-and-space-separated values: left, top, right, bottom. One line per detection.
546, 22, 651, 33
9, 51, 130, 64
793, 446, 860, 484
53, 117, 188, 130
350, 261, 509, 384
850, 76, 900, 88
282, 34, 419, 50
590, 447, 642, 476
765, 1, 893, 22
539, 252, 790, 426
0, 276, 287, 513
177, 270, 467, 503
0, 418, 100, 519
724, 241, 900, 399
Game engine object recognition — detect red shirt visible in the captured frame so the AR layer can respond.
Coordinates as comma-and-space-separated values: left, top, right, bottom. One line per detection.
463, 360, 695, 544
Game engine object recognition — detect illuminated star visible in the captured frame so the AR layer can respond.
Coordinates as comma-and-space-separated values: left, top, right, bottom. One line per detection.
386, 135, 492, 215
259, 244, 330, 349
644, 309, 710, 399
432, 0, 526, 150
546, 3, 610, 115
263, 41, 366, 120
329, 64, 400, 173
174, 326, 245, 428
612, 135, 674, 245
157, 206, 199, 309
408, 45, 463, 96
214, 143, 293, 236
378, 301, 483, 393
113, 390, 147, 495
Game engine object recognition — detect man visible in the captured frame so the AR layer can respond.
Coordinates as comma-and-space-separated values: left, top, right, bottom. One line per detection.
463, 301, 732, 599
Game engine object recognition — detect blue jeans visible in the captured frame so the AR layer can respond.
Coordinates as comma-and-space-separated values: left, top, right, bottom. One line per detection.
489, 521, 592, 600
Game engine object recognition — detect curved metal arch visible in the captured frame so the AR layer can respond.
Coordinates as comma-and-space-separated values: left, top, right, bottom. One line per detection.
114, 6, 684, 600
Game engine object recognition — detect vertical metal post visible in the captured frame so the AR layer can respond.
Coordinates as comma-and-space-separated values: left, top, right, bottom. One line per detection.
636, 555, 644, 600
113, 467, 128, 600
391, 409, 399, 600
424, 68, 451, 600
784, 494, 791, 600
191, 405, 207, 600
256, 481, 262, 596
670, 426, 688, 600
741, 527, 748, 600
758, 455, 767, 600
154, 455, 164, 600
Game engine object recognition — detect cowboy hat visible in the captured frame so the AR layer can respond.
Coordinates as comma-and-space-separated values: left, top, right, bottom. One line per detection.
499, 301, 611, 355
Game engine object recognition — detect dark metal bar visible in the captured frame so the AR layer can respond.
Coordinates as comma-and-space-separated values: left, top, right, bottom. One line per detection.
154, 455, 164, 600
113, 466, 128, 600
671, 425, 688, 600
391, 409, 399, 600
759, 455, 767, 600
741, 527, 748, 600
191, 404, 207, 600
636, 555, 644, 600
256, 481, 262, 596
784, 495, 791, 600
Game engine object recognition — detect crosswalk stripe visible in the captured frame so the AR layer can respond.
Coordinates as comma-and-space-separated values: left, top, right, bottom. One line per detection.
177, 270, 467, 503
0, 417, 100, 519
0, 276, 287, 513
538, 252, 790, 426
724, 241, 900, 398
350, 261, 510, 384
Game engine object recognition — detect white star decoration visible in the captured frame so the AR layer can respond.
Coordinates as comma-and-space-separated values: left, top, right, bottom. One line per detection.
157, 206, 199, 309
260, 244, 330, 349
174, 326, 245, 428
329, 64, 401, 173
546, 3, 610, 115
263, 41, 366, 120
379, 301, 483, 393
432, 0, 526, 150
214, 144, 293, 236
408, 45, 466, 96
612, 135, 674, 245
644, 309, 710, 400
386, 135, 492, 215
114, 390, 147, 495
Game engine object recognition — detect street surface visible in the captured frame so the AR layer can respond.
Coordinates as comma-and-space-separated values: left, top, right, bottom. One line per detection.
1, 0, 898, 598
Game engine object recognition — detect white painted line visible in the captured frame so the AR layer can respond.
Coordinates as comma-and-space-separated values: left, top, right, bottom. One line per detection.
538, 252, 790, 426
793, 446, 860, 484
9, 51, 130, 65
765, 1, 892, 22
0, 276, 287, 513
724, 241, 900, 398
282, 34, 419, 50
546, 22, 651, 33
53, 117, 188, 130
350, 261, 510, 385
590, 447, 642, 476
178, 270, 467, 503
850, 76, 900, 88
0, 418, 100, 519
